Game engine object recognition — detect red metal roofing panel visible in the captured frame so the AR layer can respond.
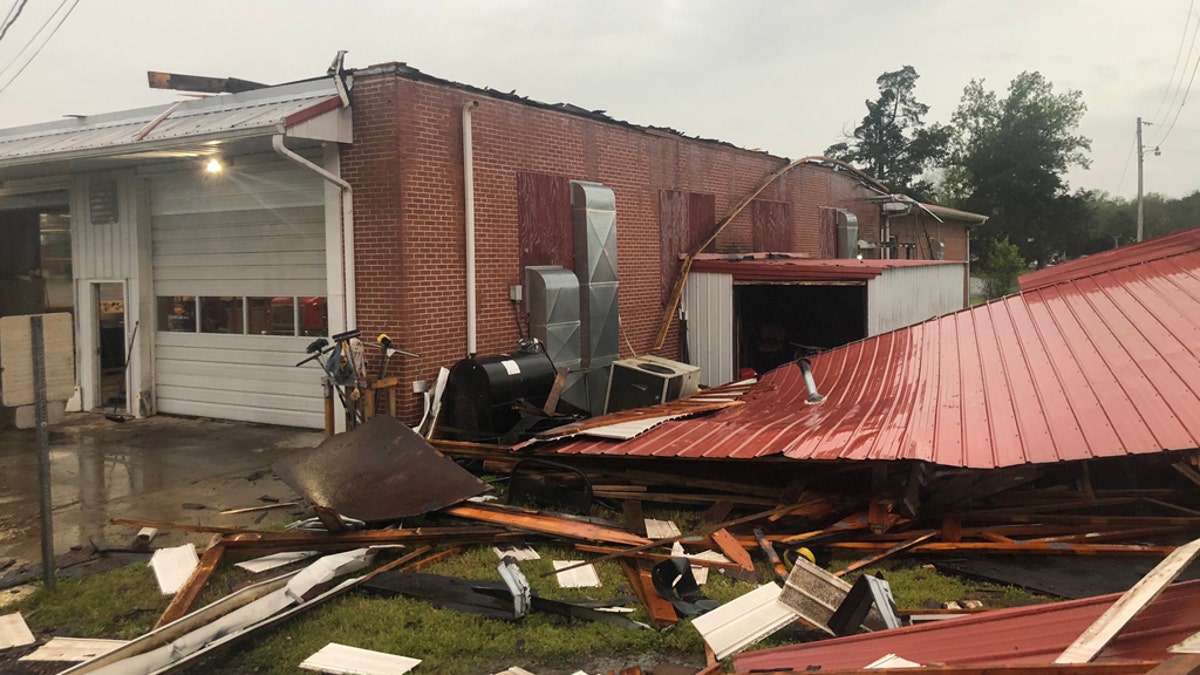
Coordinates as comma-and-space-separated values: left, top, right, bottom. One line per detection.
1021, 227, 1200, 291
549, 231, 1200, 468
733, 579, 1200, 672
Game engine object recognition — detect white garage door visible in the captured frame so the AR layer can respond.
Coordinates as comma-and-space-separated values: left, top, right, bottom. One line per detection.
150, 154, 328, 428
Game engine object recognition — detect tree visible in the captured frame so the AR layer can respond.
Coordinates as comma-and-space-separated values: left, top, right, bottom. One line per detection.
981, 237, 1026, 299
943, 72, 1091, 267
825, 66, 951, 201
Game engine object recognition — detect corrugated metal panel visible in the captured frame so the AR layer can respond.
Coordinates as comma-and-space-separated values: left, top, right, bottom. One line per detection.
733, 579, 1200, 672
1021, 227, 1200, 291
0, 80, 342, 164
690, 255, 958, 281
72, 173, 136, 281
549, 231, 1200, 467
684, 272, 735, 387
866, 263, 966, 335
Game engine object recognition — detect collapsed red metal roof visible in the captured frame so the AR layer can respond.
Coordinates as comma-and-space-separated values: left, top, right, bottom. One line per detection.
548, 227, 1200, 468
732, 579, 1200, 672
690, 253, 958, 281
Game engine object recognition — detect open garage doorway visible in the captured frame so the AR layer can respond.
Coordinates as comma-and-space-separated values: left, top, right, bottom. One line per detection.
92, 282, 130, 415
735, 283, 866, 374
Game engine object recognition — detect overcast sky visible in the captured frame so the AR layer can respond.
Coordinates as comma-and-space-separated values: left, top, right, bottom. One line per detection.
0, 0, 1196, 200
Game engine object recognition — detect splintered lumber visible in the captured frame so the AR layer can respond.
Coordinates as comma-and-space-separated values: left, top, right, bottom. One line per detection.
1055, 537, 1200, 664
218, 526, 521, 553
574, 544, 745, 572
112, 518, 265, 535
833, 530, 938, 577
755, 528, 789, 581
442, 503, 652, 547
777, 512, 874, 545
824, 541, 1176, 556
711, 528, 755, 573
620, 560, 677, 628
154, 538, 225, 628
545, 503, 799, 578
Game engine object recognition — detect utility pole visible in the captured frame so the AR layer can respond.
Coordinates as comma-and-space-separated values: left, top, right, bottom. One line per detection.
1137, 117, 1145, 242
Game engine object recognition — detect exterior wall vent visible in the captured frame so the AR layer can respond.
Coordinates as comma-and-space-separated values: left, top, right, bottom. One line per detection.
89, 178, 118, 225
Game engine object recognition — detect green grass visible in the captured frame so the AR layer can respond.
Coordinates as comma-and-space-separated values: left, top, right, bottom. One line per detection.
15, 564, 169, 639
9, 531, 1053, 673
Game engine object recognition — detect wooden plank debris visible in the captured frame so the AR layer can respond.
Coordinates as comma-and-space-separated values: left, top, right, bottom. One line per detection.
1055, 537, 1200, 663
154, 539, 225, 628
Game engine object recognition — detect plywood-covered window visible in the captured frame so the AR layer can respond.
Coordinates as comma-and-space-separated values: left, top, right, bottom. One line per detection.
517, 172, 572, 274
751, 200, 793, 252
659, 190, 715, 303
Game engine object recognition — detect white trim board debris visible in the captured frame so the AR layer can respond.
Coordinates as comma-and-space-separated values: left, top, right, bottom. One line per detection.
691, 583, 798, 660
235, 551, 320, 574
20, 637, 129, 662
148, 543, 199, 595
552, 560, 602, 588
493, 546, 541, 561
300, 642, 420, 674
0, 612, 35, 650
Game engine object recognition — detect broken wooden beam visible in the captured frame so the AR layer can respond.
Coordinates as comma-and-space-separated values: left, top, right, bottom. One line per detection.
154, 537, 224, 629
442, 502, 652, 547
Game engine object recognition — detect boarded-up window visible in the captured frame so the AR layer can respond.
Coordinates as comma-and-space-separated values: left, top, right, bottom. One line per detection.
751, 200, 793, 252
818, 207, 839, 258
517, 172, 573, 274
659, 190, 716, 303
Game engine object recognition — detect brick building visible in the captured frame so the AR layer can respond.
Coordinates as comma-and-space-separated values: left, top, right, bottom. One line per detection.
0, 63, 985, 429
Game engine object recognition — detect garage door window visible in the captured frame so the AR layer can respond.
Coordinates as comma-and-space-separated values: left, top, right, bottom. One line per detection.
157, 296, 196, 332
156, 295, 326, 337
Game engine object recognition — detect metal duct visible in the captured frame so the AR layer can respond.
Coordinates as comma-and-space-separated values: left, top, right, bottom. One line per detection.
525, 265, 583, 404
571, 181, 619, 415
836, 210, 859, 259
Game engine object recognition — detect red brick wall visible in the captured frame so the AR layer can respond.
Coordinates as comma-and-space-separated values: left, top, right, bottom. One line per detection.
343, 71, 966, 422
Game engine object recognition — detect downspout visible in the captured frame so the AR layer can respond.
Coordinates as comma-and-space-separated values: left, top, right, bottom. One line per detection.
272, 134, 356, 329
462, 100, 479, 356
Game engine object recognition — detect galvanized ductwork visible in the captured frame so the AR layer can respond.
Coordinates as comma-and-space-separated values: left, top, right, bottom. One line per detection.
570, 181, 619, 415
836, 210, 859, 259
525, 265, 583, 403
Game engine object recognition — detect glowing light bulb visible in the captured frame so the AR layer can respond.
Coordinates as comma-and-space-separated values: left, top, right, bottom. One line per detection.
205, 158, 223, 174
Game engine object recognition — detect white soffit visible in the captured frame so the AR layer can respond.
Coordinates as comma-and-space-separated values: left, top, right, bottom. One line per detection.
691, 583, 798, 660
300, 643, 420, 674
235, 551, 320, 574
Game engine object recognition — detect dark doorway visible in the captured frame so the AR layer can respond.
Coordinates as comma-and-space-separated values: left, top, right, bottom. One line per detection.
735, 283, 866, 374
94, 282, 128, 413
0, 191, 71, 318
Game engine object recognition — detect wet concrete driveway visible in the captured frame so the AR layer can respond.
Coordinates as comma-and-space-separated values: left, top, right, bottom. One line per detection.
0, 413, 320, 566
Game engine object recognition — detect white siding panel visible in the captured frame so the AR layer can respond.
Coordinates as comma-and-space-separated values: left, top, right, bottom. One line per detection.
866, 264, 967, 335
150, 154, 328, 428
684, 272, 735, 387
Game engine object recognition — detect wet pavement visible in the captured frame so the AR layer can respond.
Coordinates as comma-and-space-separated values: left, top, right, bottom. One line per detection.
0, 412, 320, 566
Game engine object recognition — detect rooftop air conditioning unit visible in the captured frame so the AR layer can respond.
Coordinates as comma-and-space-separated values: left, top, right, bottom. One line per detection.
604, 355, 700, 414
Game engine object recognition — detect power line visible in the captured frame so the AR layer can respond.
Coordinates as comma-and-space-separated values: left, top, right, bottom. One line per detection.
1152, 9, 1200, 145
1114, 136, 1136, 196
0, 0, 30, 44
1151, 0, 1196, 124
0, 0, 79, 96
1156, 46, 1200, 148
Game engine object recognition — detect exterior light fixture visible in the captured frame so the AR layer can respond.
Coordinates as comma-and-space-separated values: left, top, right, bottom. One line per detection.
205, 158, 223, 174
